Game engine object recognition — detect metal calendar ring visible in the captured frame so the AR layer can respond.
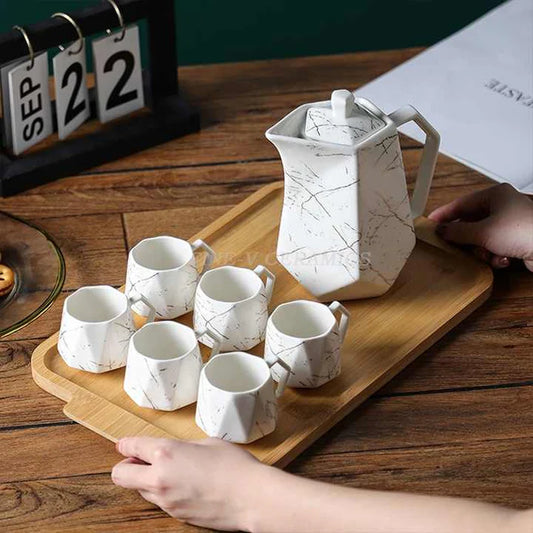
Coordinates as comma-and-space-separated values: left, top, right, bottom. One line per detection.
12, 25, 35, 71
52, 13, 84, 55
104, 0, 126, 42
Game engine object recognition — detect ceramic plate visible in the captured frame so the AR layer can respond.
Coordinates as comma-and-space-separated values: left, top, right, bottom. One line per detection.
0, 212, 65, 337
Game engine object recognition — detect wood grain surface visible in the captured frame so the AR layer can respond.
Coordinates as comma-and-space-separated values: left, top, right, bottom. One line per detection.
0, 48, 531, 531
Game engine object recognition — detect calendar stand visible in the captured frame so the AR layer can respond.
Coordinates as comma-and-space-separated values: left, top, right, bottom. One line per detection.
0, 0, 199, 197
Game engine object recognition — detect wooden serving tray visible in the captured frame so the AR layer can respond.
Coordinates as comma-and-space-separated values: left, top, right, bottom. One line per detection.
32, 182, 493, 467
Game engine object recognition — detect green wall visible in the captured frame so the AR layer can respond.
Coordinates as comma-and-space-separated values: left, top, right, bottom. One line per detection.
0, 0, 504, 65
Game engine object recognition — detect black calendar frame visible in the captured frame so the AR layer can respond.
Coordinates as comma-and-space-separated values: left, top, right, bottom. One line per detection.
0, 0, 199, 197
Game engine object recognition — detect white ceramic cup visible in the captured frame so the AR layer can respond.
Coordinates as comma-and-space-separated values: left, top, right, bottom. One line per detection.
195, 351, 291, 443
58, 285, 155, 373
265, 300, 350, 388
124, 321, 221, 411
193, 265, 276, 351
125, 236, 215, 319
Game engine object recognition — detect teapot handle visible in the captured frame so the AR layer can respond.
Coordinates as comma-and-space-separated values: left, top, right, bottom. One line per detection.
388, 106, 440, 219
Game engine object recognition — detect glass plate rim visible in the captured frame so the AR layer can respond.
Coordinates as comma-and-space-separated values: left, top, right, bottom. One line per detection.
0, 211, 66, 338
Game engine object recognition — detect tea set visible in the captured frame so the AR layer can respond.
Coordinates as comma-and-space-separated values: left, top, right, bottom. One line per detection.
57, 90, 439, 445
267, 88, 439, 300
58, 235, 351, 444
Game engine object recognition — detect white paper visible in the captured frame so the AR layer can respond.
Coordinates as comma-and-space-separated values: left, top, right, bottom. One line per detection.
357, 0, 533, 192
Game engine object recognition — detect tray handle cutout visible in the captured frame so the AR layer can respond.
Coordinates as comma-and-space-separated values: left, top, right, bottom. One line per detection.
64, 392, 174, 442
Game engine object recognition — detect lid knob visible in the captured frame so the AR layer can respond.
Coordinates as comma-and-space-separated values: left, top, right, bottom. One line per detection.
303, 89, 384, 146
331, 89, 356, 121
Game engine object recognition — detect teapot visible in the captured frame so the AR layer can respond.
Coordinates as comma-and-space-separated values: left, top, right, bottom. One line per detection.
266, 90, 440, 300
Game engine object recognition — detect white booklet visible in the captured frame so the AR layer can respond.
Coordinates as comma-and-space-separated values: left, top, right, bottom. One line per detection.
357, 0, 533, 193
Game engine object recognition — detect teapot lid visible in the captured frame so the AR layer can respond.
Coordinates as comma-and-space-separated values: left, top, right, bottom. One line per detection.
303, 89, 385, 145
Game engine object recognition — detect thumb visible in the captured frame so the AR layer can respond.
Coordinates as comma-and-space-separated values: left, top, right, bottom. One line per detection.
436, 220, 490, 247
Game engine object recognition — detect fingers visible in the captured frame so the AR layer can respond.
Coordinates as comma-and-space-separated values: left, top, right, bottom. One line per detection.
472, 246, 491, 263
122, 455, 149, 465
490, 255, 510, 269
428, 188, 492, 223
472, 246, 511, 269
138, 489, 161, 507
138, 490, 176, 519
111, 458, 151, 490
436, 219, 491, 247
117, 437, 176, 464
472, 247, 510, 268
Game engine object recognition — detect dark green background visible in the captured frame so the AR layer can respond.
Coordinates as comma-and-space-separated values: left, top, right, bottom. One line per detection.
0, 1, 504, 65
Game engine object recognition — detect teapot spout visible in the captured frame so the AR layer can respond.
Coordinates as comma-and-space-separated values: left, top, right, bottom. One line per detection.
265, 103, 309, 144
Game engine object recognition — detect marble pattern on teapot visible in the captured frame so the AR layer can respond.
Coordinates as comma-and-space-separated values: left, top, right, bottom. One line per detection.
276, 133, 415, 299
304, 103, 385, 145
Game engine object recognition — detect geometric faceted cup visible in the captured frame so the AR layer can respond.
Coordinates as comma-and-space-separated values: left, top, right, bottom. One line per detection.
195, 351, 291, 443
194, 265, 276, 351
58, 285, 155, 373
265, 300, 350, 388
126, 236, 215, 319
124, 321, 221, 411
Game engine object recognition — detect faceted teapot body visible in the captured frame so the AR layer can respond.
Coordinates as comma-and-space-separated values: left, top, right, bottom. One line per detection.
266, 91, 439, 301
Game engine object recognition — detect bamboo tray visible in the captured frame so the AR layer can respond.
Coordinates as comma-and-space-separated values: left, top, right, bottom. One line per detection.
32, 182, 493, 467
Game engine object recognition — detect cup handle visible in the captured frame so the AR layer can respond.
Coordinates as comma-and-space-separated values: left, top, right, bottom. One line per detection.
191, 239, 215, 275
195, 327, 223, 360
128, 294, 156, 324
266, 356, 291, 398
328, 301, 350, 342
253, 265, 276, 304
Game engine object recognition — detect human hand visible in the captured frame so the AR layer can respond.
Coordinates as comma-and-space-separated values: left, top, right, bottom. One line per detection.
429, 183, 533, 271
111, 436, 266, 531
111, 437, 533, 533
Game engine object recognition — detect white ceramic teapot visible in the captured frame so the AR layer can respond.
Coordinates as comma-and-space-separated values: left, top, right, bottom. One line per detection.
266, 90, 440, 300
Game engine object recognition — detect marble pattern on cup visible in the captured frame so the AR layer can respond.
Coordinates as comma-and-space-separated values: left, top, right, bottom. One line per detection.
58, 285, 154, 373
195, 351, 291, 444
265, 300, 350, 388
124, 321, 221, 411
126, 236, 215, 320
193, 265, 275, 351
266, 89, 440, 301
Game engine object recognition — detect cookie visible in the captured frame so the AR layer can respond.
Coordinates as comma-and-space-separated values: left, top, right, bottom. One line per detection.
0, 264, 14, 297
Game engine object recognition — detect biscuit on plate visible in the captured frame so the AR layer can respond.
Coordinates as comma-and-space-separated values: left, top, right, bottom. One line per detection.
0, 264, 15, 297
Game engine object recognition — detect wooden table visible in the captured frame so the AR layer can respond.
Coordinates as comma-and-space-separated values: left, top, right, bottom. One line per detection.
0, 48, 531, 531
